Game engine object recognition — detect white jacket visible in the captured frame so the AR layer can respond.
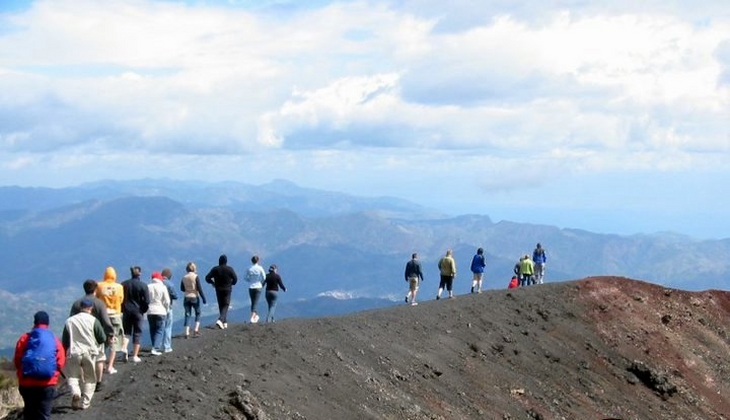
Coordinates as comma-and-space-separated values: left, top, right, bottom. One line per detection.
147, 280, 170, 316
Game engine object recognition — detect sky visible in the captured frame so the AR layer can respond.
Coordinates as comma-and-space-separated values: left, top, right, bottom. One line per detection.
0, 0, 728, 239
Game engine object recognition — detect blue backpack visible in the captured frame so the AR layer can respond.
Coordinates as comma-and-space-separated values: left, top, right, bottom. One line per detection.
21, 328, 58, 379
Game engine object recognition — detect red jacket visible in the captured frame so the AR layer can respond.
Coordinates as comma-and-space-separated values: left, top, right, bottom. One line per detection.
508, 277, 519, 289
14, 325, 66, 387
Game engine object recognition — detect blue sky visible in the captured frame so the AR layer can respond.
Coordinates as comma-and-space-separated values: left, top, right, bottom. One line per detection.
0, 0, 728, 239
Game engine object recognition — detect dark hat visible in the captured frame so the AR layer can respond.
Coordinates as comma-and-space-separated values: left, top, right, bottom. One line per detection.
33, 311, 50, 326
80, 298, 94, 309
268, 264, 277, 272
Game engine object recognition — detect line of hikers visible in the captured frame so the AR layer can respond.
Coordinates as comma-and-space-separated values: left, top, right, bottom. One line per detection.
13, 253, 286, 417
404, 243, 548, 305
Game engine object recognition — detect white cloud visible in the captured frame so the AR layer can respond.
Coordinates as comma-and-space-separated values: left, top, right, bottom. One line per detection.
0, 0, 728, 238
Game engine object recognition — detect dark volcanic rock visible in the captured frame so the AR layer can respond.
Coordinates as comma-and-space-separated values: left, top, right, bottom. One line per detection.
8, 277, 730, 420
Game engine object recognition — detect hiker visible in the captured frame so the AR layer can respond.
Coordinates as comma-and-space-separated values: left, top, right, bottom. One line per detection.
470, 247, 487, 293
261, 264, 287, 322
70, 279, 113, 391
121, 266, 150, 363
519, 254, 535, 286
95, 266, 125, 375
147, 271, 171, 356
532, 243, 547, 284
180, 262, 207, 338
508, 275, 519, 289
14, 311, 66, 420
245, 255, 266, 324
436, 249, 457, 299
160, 268, 178, 353
404, 252, 424, 306
205, 254, 238, 329
62, 299, 107, 410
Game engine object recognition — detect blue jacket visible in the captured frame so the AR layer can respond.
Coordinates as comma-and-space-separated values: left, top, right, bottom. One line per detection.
533, 248, 547, 264
470, 254, 486, 274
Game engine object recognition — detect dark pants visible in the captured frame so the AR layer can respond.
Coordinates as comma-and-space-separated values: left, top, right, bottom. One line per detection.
123, 311, 144, 345
265, 290, 279, 322
19, 386, 55, 420
249, 288, 262, 314
215, 289, 231, 323
148, 314, 166, 350
439, 275, 454, 291
183, 296, 201, 326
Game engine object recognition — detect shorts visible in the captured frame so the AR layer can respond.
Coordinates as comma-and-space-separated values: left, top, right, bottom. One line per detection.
439, 275, 454, 291
109, 314, 125, 352
122, 311, 145, 345
408, 277, 419, 292
472, 272, 483, 281
95, 343, 107, 362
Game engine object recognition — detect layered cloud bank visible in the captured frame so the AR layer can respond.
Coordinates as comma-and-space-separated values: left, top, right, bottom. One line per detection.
0, 0, 728, 238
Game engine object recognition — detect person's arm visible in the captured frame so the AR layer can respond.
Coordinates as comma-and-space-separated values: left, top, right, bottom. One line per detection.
14, 334, 28, 372
231, 268, 238, 286
55, 337, 66, 371
62, 325, 70, 352
93, 319, 107, 345
195, 276, 207, 304
204, 268, 214, 285
278, 275, 286, 292
167, 281, 178, 301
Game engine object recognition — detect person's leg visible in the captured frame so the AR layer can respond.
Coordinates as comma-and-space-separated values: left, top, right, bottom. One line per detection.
150, 314, 165, 353
38, 386, 55, 420
19, 386, 46, 419
183, 298, 193, 337
163, 308, 173, 351
193, 298, 201, 335
266, 290, 278, 322
249, 288, 262, 321
80, 353, 97, 409
437, 275, 446, 299
108, 314, 123, 369
447, 277, 454, 298
132, 311, 143, 359
65, 354, 83, 409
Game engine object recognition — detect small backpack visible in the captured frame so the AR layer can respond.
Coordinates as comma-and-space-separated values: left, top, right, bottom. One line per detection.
21, 328, 58, 379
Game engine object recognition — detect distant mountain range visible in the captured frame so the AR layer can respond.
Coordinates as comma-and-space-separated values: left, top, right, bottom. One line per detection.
0, 178, 728, 350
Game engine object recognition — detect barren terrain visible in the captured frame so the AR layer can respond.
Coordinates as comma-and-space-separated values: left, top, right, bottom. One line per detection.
6, 276, 730, 419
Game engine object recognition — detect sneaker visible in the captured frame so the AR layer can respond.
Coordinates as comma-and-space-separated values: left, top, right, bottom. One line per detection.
405, 295, 409, 303
223, 322, 228, 329
411, 302, 418, 306
71, 394, 81, 410
164, 348, 173, 353
471, 286, 474, 293
107, 367, 117, 374
150, 349, 162, 356
95, 382, 104, 392
131, 356, 142, 363
215, 320, 224, 329
436, 295, 440, 300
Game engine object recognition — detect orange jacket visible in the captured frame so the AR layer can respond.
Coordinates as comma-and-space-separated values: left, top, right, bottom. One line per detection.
14, 325, 66, 387
96, 267, 124, 315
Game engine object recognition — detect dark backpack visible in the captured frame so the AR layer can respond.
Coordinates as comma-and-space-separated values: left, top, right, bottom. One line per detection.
21, 328, 58, 379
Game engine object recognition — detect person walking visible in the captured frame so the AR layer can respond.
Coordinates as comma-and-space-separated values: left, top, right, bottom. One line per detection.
245, 255, 266, 324
95, 266, 125, 374
437, 249, 457, 300
519, 254, 535, 286
404, 253, 423, 306
14, 311, 66, 420
121, 266, 149, 363
470, 247, 487, 293
180, 262, 207, 338
205, 254, 238, 329
261, 264, 287, 322
160, 268, 178, 353
532, 243, 547, 284
70, 279, 113, 391
147, 272, 170, 356
62, 299, 107, 410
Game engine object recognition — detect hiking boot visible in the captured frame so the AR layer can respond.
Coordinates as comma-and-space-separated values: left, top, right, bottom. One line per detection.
436, 295, 440, 300
471, 286, 474, 293
71, 394, 81, 410
95, 382, 104, 392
